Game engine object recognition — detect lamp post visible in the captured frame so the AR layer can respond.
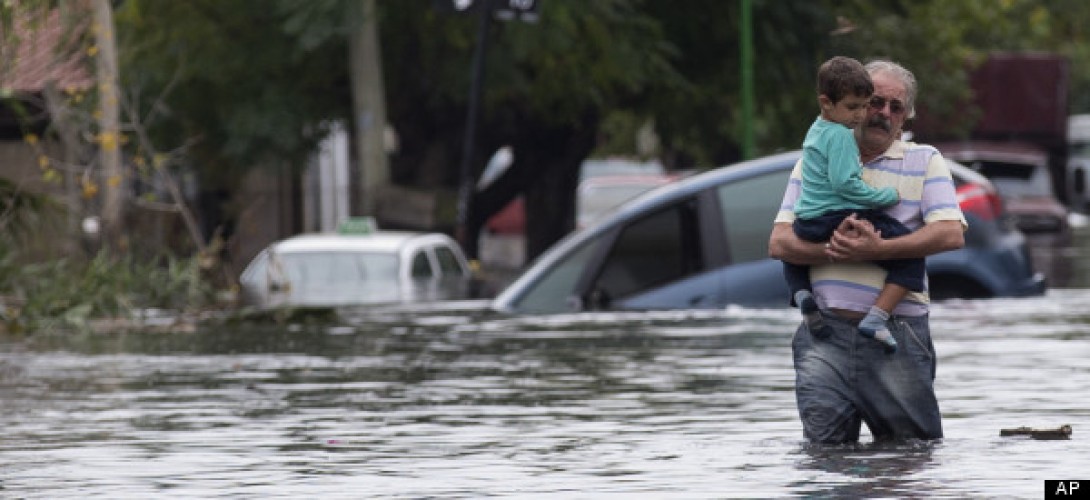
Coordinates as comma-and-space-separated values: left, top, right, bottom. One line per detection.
442, 0, 540, 254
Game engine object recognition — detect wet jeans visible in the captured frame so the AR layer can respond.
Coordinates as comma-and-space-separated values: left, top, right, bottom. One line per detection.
792, 311, 943, 443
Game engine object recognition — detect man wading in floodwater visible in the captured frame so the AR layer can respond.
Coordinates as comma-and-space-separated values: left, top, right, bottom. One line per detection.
768, 60, 967, 443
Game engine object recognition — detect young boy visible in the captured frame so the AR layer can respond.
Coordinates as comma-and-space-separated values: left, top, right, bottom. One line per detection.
784, 56, 925, 353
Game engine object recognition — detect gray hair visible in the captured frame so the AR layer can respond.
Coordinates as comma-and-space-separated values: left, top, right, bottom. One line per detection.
864, 60, 918, 119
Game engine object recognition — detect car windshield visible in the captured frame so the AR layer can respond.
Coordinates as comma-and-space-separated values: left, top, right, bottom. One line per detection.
277, 251, 399, 288
969, 161, 1053, 198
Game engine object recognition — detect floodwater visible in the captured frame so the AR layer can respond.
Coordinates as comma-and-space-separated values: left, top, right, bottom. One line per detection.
1, 229, 1090, 498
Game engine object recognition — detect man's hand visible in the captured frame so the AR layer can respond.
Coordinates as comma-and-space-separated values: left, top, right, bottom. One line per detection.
825, 214, 965, 262
826, 214, 881, 262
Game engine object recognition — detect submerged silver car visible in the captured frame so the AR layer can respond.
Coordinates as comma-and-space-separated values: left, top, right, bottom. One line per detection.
492, 150, 1046, 314
239, 228, 472, 309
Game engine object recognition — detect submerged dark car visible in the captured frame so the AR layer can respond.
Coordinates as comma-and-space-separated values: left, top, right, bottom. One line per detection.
492, 150, 1046, 314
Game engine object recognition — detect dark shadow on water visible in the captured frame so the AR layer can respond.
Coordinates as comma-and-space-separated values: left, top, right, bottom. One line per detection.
789, 439, 940, 498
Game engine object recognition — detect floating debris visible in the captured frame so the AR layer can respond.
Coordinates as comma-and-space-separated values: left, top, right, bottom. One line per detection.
1000, 425, 1072, 440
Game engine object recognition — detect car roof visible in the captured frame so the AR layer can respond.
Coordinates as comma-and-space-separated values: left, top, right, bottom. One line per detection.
521, 150, 800, 263
932, 140, 1048, 166
582, 147, 988, 224
617, 149, 802, 207
553, 146, 988, 253
272, 231, 453, 253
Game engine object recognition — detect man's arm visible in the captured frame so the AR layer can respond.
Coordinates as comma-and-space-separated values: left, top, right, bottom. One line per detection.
827, 214, 964, 262
768, 222, 830, 265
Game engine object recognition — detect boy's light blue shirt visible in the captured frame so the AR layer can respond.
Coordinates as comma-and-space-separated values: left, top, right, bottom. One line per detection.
794, 117, 898, 219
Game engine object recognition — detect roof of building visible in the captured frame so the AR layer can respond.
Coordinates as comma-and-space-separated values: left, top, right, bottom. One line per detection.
0, 9, 93, 94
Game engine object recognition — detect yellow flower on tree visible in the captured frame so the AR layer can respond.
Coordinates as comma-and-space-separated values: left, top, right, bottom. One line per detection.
82, 180, 99, 199
107, 175, 122, 188
24, 134, 38, 146
98, 132, 118, 151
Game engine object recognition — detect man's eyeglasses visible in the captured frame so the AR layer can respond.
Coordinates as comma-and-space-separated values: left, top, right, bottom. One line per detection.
869, 95, 906, 115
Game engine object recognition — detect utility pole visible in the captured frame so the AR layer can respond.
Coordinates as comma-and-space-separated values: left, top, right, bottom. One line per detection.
93, 0, 123, 249
455, 0, 492, 250
348, 0, 389, 216
448, 0, 538, 251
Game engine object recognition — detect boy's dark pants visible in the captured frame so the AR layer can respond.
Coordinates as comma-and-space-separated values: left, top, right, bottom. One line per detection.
783, 209, 924, 306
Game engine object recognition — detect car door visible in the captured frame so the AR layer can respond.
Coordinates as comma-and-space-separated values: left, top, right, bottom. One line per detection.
585, 197, 715, 309
406, 248, 438, 302
710, 166, 794, 307
566, 162, 790, 311
433, 244, 470, 299
612, 165, 793, 309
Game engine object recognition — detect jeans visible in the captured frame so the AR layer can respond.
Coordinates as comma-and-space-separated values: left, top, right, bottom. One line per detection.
792, 311, 942, 443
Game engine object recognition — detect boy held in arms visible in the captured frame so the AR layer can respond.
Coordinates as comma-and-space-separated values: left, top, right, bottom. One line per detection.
784, 56, 925, 353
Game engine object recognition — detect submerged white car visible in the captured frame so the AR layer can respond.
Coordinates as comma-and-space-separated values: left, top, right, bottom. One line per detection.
239, 226, 472, 309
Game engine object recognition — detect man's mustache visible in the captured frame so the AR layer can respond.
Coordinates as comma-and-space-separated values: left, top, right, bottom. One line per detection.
866, 117, 891, 132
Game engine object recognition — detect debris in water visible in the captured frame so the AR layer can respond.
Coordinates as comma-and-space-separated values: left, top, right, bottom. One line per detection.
1000, 425, 1072, 440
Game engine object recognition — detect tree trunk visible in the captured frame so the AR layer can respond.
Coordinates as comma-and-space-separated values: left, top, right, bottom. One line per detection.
521, 125, 597, 261
468, 110, 599, 263
348, 0, 389, 216
93, 0, 123, 251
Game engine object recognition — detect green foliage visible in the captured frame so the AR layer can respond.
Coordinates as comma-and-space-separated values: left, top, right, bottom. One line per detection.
102, 0, 1090, 186
0, 177, 60, 249
0, 250, 217, 333
13, 0, 1090, 272
488, 0, 683, 126
113, 0, 352, 180
378, 0, 682, 128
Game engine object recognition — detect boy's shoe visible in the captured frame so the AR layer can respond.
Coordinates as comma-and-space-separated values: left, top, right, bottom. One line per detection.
796, 290, 831, 339
858, 325, 898, 353
858, 306, 897, 353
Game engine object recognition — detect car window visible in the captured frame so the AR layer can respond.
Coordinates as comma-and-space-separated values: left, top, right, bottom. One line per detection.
240, 250, 269, 285
434, 246, 466, 277
967, 161, 1052, 198
280, 252, 398, 286
515, 238, 602, 313
591, 199, 702, 301
411, 251, 434, 279
716, 170, 791, 263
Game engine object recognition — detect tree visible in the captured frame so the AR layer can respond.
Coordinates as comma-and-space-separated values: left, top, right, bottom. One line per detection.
113, 0, 354, 245
93, 0, 124, 250
380, 0, 682, 259
88, 1, 1090, 266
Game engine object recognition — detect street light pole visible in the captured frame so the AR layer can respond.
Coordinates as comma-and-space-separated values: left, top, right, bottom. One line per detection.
455, 0, 493, 255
